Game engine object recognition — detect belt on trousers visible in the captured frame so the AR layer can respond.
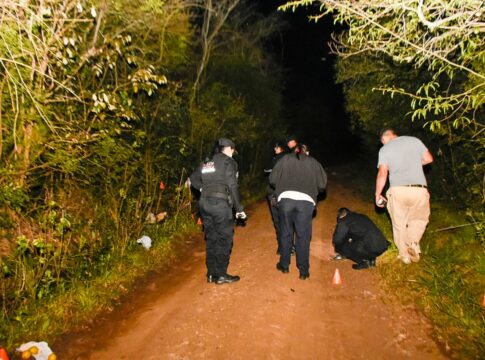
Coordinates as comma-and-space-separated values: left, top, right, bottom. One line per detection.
201, 192, 228, 200
404, 184, 427, 188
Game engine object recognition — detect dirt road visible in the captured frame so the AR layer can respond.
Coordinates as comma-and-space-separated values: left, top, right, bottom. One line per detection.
58, 172, 446, 359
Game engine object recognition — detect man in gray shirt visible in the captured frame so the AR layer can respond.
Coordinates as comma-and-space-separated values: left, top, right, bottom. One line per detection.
375, 128, 433, 264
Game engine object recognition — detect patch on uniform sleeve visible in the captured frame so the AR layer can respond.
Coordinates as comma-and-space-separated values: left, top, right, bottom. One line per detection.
201, 161, 216, 174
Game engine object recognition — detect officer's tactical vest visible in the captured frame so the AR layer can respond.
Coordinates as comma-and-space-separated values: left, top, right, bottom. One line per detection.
200, 153, 232, 198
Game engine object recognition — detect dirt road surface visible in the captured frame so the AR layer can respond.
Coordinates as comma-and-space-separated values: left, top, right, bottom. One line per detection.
57, 172, 446, 359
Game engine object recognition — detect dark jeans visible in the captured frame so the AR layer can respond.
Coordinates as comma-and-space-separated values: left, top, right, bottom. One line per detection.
199, 197, 234, 277
267, 194, 281, 251
278, 198, 315, 275
335, 239, 386, 264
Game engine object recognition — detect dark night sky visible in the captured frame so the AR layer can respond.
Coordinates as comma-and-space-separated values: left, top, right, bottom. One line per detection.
257, 1, 359, 165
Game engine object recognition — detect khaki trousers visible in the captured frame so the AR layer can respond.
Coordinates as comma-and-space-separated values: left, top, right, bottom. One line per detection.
386, 186, 430, 258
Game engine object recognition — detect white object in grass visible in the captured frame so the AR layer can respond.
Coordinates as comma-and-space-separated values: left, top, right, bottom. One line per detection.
137, 235, 152, 250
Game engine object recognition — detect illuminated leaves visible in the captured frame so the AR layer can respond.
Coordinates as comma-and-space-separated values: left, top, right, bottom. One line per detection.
281, 0, 484, 134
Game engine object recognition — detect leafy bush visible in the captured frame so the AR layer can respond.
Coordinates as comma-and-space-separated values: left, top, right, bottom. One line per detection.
0, 0, 284, 347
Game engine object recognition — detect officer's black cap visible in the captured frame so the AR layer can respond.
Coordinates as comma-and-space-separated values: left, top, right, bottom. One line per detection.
218, 138, 236, 149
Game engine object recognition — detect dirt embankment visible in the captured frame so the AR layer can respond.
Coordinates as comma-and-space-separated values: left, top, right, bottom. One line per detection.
56, 172, 446, 359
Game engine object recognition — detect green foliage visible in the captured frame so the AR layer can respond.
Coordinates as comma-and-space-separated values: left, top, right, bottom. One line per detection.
335, 55, 424, 147
0, 0, 284, 348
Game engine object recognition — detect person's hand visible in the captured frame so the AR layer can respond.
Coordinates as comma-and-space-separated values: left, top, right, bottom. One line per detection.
375, 194, 387, 208
235, 211, 247, 220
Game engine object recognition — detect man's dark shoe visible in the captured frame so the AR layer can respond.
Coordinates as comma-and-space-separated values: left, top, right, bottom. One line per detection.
352, 260, 371, 270
207, 275, 218, 283
276, 263, 289, 274
299, 273, 310, 280
215, 274, 240, 285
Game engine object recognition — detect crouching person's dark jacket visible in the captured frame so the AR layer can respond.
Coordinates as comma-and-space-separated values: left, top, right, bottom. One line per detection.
333, 211, 389, 254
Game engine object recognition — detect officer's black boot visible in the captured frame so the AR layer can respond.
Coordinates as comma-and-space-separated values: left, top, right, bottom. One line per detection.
215, 273, 240, 285
207, 274, 218, 283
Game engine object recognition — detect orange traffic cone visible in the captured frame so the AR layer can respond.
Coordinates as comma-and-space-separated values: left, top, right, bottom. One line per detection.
0, 347, 9, 360
197, 217, 203, 225
332, 268, 342, 285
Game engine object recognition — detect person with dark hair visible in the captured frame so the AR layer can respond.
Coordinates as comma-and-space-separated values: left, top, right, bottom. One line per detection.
265, 141, 287, 173
264, 141, 287, 254
376, 128, 433, 264
269, 150, 327, 280
189, 138, 246, 285
332, 208, 390, 270
286, 135, 298, 153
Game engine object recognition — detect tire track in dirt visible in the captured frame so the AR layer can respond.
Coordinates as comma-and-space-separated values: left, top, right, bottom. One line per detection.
57, 171, 446, 359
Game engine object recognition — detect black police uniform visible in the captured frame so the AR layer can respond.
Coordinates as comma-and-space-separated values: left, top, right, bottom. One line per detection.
190, 148, 243, 283
332, 211, 389, 268
265, 151, 286, 253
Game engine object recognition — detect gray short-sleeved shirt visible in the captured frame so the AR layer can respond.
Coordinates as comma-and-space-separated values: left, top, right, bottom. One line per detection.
377, 136, 428, 186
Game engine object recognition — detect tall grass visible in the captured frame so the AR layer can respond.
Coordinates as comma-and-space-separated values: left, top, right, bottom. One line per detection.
376, 205, 485, 359
0, 214, 198, 349
0, 181, 198, 349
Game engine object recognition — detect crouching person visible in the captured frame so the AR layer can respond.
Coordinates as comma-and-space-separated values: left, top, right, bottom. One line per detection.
332, 208, 389, 270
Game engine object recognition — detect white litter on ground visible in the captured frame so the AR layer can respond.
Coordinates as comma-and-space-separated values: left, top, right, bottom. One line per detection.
17, 341, 54, 360
137, 235, 152, 249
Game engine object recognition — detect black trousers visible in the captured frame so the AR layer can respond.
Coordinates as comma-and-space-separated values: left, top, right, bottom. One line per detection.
278, 198, 314, 275
199, 197, 234, 277
335, 240, 386, 264
267, 194, 281, 251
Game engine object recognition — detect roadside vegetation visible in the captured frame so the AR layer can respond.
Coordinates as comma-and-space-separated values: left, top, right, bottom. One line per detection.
280, 1, 484, 358
0, 0, 284, 348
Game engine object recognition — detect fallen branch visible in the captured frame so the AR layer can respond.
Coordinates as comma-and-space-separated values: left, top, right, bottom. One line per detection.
431, 222, 482, 233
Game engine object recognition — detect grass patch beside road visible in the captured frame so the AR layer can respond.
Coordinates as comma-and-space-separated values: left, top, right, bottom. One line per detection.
339, 162, 485, 359
0, 214, 199, 351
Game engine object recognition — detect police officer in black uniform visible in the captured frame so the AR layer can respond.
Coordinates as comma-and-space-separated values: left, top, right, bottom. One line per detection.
190, 138, 246, 285
264, 141, 287, 254
332, 208, 390, 270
